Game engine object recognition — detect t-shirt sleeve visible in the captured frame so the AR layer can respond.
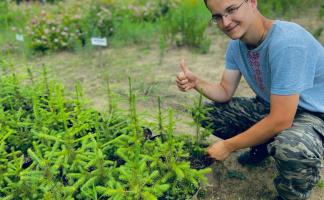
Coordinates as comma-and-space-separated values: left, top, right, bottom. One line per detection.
225, 41, 239, 70
270, 45, 315, 95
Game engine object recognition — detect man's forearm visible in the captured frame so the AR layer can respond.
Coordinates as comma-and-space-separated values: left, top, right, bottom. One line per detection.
194, 78, 232, 103
224, 115, 292, 152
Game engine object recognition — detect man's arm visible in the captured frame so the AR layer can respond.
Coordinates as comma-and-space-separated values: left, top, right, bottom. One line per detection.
194, 69, 242, 102
177, 59, 242, 102
208, 94, 299, 160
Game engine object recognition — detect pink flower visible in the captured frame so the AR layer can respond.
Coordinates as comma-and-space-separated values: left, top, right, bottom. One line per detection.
31, 19, 37, 25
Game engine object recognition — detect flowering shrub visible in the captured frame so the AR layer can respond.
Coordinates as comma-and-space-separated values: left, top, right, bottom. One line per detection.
15, 0, 63, 4
82, 3, 114, 39
82, 0, 180, 40
25, 10, 84, 52
121, 0, 180, 21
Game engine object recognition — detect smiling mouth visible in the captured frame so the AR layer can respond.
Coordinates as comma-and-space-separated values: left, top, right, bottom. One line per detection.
225, 24, 239, 33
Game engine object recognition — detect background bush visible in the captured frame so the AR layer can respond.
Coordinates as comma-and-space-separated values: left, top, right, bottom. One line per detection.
1, 0, 323, 54
258, 0, 320, 17
160, 0, 211, 53
81, 1, 115, 40
24, 4, 85, 52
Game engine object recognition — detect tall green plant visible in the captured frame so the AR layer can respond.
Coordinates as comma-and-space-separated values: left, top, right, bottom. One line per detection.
0, 61, 211, 199
111, 17, 156, 47
258, 0, 320, 17
160, 0, 210, 53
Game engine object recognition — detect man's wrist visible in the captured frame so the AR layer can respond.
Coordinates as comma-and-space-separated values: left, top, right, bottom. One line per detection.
194, 78, 201, 91
223, 139, 237, 152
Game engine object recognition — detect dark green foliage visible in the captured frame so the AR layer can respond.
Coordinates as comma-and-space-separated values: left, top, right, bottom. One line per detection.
258, 0, 320, 17
313, 27, 323, 39
189, 91, 212, 147
0, 60, 210, 199
82, 2, 115, 40
0, 1, 10, 28
160, 0, 211, 53
185, 92, 214, 170
320, 4, 324, 18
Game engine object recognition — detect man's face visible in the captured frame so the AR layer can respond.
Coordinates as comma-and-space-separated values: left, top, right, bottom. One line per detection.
206, 0, 255, 39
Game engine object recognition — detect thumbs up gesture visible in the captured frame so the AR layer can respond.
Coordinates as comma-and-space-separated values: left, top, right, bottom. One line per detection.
176, 58, 198, 92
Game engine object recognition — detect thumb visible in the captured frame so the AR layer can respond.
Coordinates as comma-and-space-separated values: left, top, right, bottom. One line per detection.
180, 58, 189, 73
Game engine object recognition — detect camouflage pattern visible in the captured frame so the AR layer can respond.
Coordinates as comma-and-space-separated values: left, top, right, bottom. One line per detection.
200, 97, 324, 200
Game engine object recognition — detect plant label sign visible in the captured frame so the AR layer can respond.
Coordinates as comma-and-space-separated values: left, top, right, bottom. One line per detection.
16, 34, 24, 42
91, 37, 107, 47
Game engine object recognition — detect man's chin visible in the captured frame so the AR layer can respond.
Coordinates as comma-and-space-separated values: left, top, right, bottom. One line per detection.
226, 33, 241, 40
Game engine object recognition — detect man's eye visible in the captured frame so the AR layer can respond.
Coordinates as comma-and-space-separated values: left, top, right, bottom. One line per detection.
227, 7, 237, 14
213, 15, 222, 21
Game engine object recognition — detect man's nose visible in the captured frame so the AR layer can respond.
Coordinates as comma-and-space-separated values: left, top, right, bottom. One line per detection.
222, 15, 231, 27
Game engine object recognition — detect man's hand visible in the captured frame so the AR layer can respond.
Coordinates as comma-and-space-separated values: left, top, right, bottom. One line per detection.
207, 141, 233, 161
176, 58, 198, 92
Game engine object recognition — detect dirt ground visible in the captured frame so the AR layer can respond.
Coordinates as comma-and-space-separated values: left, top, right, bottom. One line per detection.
14, 14, 324, 200
200, 136, 324, 200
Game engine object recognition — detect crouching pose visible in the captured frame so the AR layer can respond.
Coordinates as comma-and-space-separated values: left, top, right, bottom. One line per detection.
176, 0, 324, 199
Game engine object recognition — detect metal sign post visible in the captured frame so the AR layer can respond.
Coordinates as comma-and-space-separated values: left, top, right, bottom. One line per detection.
91, 37, 107, 68
15, 33, 25, 58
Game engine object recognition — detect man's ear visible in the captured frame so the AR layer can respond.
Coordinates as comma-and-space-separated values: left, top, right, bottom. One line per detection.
249, 0, 258, 10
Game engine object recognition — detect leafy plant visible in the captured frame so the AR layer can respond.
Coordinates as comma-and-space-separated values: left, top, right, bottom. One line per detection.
82, 2, 115, 40
114, 0, 180, 22
24, 8, 84, 52
160, 0, 211, 53
258, 0, 319, 17
319, 4, 324, 18
111, 16, 156, 47
0, 59, 211, 199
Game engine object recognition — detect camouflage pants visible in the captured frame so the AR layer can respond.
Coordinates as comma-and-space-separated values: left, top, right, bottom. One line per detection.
200, 97, 324, 200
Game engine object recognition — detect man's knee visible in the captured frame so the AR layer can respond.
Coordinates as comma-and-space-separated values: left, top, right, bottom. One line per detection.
268, 129, 322, 168
268, 128, 322, 196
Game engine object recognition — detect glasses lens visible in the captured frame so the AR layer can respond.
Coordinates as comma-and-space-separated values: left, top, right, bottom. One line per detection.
212, 15, 222, 24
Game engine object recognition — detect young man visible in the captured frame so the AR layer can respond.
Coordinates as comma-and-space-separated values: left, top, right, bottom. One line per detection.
176, 0, 324, 199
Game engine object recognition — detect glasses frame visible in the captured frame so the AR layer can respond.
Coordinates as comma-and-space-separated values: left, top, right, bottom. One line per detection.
211, 0, 248, 25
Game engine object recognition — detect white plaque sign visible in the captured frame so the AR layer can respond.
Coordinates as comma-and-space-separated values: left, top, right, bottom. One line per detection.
16, 34, 24, 42
91, 37, 107, 46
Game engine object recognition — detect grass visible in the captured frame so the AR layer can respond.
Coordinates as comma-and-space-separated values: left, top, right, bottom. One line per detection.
110, 18, 158, 47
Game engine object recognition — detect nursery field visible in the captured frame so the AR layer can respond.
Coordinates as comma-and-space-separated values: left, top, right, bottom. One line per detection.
0, 0, 324, 199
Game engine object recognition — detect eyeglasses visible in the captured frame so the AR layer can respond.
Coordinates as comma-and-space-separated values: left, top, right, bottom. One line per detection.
211, 0, 247, 24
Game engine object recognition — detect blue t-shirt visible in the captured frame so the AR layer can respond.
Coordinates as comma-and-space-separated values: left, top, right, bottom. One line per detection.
225, 20, 324, 112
